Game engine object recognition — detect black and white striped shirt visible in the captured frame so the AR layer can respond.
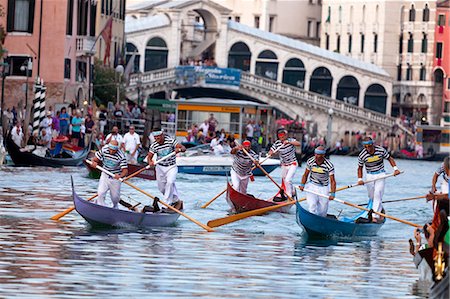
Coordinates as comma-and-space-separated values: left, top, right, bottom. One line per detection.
358, 145, 390, 173
306, 156, 335, 186
435, 163, 449, 182
271, 138, 297, 165
95, 146, 128, 174
149, 136, 178, 166
232, 149, 258, 176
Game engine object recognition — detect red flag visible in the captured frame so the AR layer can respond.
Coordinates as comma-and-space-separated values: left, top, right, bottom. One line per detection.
101, 17, 113, 65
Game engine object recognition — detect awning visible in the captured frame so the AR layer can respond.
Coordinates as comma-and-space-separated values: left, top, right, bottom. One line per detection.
146, 98, 176, 112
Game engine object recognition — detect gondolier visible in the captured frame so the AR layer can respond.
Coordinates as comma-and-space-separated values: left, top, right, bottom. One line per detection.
146, 130, 186, 209
357, 136, 401, 222
299, 146, 336, 217
90, 140, 128, 208
230, 140, 259, 194
268, 128, 301, 197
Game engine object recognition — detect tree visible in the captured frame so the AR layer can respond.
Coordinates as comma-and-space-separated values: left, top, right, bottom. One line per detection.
92, 59, 124, 107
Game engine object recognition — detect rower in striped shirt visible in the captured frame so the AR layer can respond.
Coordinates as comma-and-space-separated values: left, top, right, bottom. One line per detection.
268, 129, 301, 197
90, 140, 128, 208
431, 157, 449, 194
299, 146, 336, 217
230, 140, 259, 194
146, 129, 186, 210
357, 136, 401, 222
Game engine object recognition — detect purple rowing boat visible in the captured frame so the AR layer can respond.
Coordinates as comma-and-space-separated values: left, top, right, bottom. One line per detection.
72, 178, 180, 228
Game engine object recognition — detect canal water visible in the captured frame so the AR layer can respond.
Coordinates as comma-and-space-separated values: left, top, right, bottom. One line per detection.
0, 156, 443, 298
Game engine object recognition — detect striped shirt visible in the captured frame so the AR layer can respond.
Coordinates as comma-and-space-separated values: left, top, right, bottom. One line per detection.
271, 138, 297, 165
306, 156, 335, 186
232, 149, 259, 176
358, 145, 390, 173
149, 136, 178, 166
435, 163, 449, 182
95, 146, 128, 175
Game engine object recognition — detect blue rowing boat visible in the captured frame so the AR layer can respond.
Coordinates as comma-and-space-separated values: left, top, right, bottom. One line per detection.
295, 200, 385, 238
72, 179, 180, 228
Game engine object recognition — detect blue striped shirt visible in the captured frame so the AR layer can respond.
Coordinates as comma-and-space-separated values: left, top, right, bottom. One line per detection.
95, 146, 128, 174
149, 136, 178, 166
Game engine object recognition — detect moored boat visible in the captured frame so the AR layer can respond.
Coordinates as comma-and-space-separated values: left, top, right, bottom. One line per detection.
295, 200, 385, 238
72, 179, 180, 228
225, 182, 293, 213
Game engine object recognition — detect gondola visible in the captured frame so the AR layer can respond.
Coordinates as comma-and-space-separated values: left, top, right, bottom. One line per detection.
295, 200, 385, 238
84, 151, 156, 180
72, 178, 181, 228
225, 182, 293, 213
5, 133, 90, 167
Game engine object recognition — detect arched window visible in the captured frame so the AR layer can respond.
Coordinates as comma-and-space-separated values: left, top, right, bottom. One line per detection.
409, 4, 416, 22
336, 75, 360, 105
126, 42, 140, 73
423, 4, 429, 22
408, 33, 414, 53
364, 84, 387, 114
336, 34, 341, 52
421, 33, 427, 53
420, 65, 426, 81
339, 6, 342, 23
406, 64, 413, 80
309, 67, 333, 97
434, 69, 444, 84
325, 33, 330, 50
255, 50, 278, 80
228, 42, 251, 71
282, 58, 306, 89
145, 37, 168, 71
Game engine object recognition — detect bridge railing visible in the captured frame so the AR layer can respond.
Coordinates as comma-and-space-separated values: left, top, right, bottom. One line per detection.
128, 68, 395, 129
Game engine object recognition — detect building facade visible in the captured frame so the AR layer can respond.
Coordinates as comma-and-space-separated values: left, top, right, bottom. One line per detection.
321, 0, 443, 125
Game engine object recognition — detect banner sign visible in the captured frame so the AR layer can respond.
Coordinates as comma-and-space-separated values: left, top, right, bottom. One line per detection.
175, 66, 241, 90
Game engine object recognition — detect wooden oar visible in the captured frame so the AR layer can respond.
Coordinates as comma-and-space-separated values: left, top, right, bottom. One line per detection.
86, 160, 214, 232
206, 174, 401, 228
302, 189, 421, 227
360, 195, 426, 206
201, 149, 280, 209
50, 152, 176, 221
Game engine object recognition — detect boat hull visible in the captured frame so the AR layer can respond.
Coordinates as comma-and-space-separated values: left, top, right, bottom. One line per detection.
72, 180, 180, 228
295, 201, 384, 238
226, 182, 292, 213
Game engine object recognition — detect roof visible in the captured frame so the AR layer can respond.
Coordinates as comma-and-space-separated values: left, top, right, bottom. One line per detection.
173, 97, 271, 108
126, 0, 168, 11
228, 21, 390, 77
125, 14, 171, 33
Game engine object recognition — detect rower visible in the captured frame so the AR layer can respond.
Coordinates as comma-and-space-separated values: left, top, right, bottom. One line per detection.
268, 128, 301, 198
90, 140, 128, 208
299, 146, 336, 217
230, 140, 259, 194
357, 136, 401, 222
146, 129, 186, 210
431, 157, 449, 195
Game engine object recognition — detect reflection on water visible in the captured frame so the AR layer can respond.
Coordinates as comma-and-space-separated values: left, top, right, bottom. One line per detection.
0, 157, 441, 298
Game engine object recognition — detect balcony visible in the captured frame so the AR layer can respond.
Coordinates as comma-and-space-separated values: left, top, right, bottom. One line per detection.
347, 23, 353, 33
419, 53, 426, 64
372, 23, 379, 33
335, 23, 342, 33
359, 23, 365, 33
370, 53, 377, 64
419, 22, 428, 32
76, 37, 96, 56
405, 53, 412, 64
403, 22, 413, 33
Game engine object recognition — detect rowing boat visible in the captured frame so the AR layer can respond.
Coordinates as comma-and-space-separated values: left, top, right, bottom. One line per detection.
72, 178, 180, 228
295, 200, 385, 238
225, 182, 293, 213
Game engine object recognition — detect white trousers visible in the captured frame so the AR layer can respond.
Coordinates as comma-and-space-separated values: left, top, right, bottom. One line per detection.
365, 172, 386, 218
156, 164, 179, 205
97, 172, 121, 208
281, 163, 297, 197
306, 183, 330, 217
230, 169, 250, 194
126, 151, 138, 164
441, 180, 448, 194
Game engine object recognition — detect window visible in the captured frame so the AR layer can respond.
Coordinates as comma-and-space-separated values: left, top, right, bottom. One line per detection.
423, 4, 429, 22
64, 58, 71, 79
421, 33, 427, 53
336, 35, 341, 53
6, 0, 35, 33
361, 34, 365, 53
397, 65, 402, 81
7, 56, 32, 76
76, 60, 87, 82
89, 1, 96, 37
408, 33, 414, 53
325, 33, 330, 50
269, 16, 275, 32
307, 20, 312, 37
420, 65, 426, 81
316, 22, 321, 38
235, 16, 240, 23
66, 0, 73, 35
448, 78, 450, 90
406, 64, 412, 80
436, 42, 443, 58
348, 34, 352, 53
77, 0, 88, 35
254, 16, 260, 29
374, 34, 378, 53
438, 15, 446, 26
101, 0, 105, 14
339, 6, 342, 23
409, 5, 416, 22
399, 34, 403, 54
